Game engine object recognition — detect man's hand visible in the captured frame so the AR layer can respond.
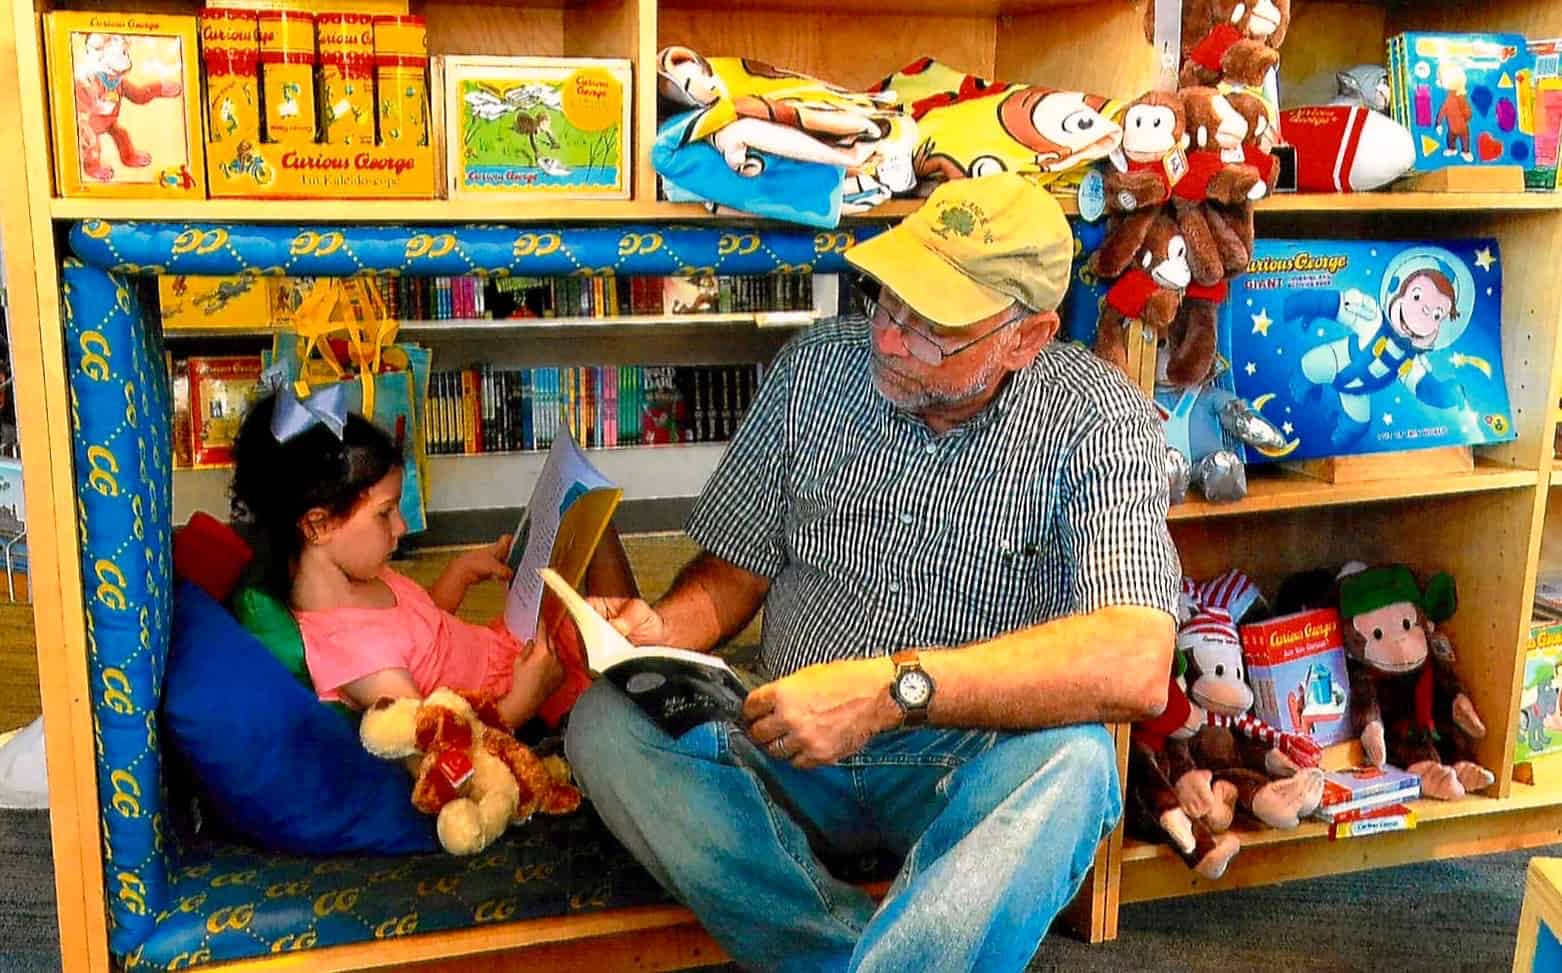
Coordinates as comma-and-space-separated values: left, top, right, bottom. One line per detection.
588, 596, 670, 647
741, 657, 902, 770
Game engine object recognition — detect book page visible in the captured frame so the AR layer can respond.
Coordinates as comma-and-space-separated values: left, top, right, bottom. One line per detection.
537, 567, 740, 676
503, 428, 622, 641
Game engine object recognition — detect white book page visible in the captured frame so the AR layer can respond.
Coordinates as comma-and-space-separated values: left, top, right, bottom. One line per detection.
503, 428, 613, 641
537, 567, 738, 676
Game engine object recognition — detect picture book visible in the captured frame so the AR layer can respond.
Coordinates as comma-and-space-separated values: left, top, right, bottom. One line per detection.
1327, 802, 1417, 840
440, 55, 631, 200
1388, 32, 1534, 173
503, 427, 623, 644
1517, 619, 1562, 762
1227, 238, 1515, 462
1240, 607, 1355, 747
159, 275, 272, 331
1313, 765, 1422, 821
44, 10, 206, 199
1524, 39, 1562, 190
539, 567, 755, 736
0, 457, 24, 538
187, 355, 263, 468
663, 275, 720, 315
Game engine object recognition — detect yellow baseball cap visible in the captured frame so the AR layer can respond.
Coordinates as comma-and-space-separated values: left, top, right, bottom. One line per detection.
845, 173, 1074, 328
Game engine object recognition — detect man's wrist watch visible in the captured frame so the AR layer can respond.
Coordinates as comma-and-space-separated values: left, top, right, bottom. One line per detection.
889, 650, 935, 727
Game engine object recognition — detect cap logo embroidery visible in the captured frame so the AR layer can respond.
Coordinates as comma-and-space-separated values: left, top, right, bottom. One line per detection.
931, 200, 994, 243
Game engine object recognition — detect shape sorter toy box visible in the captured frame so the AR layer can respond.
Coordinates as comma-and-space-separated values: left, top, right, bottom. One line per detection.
1240, 607, 1356, 747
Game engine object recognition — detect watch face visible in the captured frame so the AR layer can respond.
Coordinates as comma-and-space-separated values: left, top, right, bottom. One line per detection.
896, 670, 932, 708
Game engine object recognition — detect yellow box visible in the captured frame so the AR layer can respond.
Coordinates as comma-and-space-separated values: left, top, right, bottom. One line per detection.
158, 275, 274, 331
45, 11, 207, 200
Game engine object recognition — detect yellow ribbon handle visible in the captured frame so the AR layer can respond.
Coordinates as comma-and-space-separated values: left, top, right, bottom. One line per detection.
287, 279, 399, 419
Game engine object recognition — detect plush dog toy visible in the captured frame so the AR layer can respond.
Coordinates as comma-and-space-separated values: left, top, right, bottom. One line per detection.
360, 689, 582, 855
1336, 565, 1497, 800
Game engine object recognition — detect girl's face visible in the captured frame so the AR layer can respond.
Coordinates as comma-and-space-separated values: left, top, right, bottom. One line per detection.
312, 469, 407, 580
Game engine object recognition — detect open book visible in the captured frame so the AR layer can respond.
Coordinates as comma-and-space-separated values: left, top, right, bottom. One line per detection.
538, 567, 756, 735
503, 427, 623, 643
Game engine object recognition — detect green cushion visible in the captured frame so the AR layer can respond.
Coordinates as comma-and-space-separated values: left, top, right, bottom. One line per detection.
230, 585, 311, 689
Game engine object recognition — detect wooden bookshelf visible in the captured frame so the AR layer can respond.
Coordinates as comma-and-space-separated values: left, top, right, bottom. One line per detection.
9, 0, 1562, 969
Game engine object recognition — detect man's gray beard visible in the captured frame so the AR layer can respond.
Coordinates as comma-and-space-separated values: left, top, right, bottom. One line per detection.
871, 346, 1005, 413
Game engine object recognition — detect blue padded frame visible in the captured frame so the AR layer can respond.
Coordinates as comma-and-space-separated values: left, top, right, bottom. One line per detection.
61, 219, 883, 962
68, 220, 884, 277
63, 262, 176, 955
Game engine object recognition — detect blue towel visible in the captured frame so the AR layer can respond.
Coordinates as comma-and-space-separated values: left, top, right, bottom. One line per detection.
653, 110, 845, 228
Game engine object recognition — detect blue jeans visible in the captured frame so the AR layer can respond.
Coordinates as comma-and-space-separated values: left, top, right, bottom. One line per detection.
564, 682, 1122, 973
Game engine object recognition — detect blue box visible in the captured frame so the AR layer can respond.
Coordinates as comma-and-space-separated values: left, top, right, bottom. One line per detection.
1388, 32, 1535, 173
1227, 238, 1516, 463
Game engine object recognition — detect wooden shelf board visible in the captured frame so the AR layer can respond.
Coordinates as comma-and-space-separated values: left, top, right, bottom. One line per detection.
657, 0, 1107, 13
50, 192, 1562, 224
48, 197, 924, 224
1168, 461, 1535, 521
162, 312, 817, 340
1118, 758, 1562, 904
1551, 468, 1562, 488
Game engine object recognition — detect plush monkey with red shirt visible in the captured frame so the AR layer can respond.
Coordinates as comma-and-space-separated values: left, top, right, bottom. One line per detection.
1336, 565, 1496, 800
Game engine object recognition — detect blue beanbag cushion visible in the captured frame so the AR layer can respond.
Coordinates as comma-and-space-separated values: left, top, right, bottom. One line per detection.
163, 581, 438, 855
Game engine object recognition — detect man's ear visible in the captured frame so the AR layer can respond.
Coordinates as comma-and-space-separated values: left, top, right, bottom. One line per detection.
299, 508, 334, 545
1004, 310, 1061, 368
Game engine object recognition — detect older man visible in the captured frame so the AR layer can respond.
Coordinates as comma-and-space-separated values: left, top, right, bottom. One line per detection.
565, 173, 1180, 973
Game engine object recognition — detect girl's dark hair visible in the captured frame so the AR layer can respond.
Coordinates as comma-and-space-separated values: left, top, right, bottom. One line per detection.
229, 391, 403, 591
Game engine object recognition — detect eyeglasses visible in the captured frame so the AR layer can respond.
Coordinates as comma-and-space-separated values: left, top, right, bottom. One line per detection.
858, 280, 1024, 366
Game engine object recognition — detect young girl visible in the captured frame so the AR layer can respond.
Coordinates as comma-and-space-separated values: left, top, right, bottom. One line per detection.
230, 391, 630, 729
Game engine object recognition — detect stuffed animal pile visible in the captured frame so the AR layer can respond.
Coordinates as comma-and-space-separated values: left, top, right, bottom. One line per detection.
360, 688, 582, 856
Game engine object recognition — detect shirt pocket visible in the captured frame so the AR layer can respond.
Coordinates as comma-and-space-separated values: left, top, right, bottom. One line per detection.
939, 507, 1054, 639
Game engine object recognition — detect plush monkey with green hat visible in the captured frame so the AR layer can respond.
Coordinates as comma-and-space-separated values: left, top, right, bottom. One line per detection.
1337, 564, 1495, 801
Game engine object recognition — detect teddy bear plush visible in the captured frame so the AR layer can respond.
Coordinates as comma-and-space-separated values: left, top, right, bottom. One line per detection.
1335, 565, 1496, 800
360, 688, 582, 855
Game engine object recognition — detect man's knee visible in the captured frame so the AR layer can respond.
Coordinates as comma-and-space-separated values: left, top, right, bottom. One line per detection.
563, 682, 644, 780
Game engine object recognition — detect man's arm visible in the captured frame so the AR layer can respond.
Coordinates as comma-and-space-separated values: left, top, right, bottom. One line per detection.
742, 605, 1173, 769
593, 550, 770, 652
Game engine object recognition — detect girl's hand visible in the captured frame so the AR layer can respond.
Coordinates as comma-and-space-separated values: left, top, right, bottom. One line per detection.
453, 534, 514, 586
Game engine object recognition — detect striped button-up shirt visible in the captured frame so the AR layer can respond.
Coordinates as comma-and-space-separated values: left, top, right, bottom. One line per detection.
686, 317, 1181, 679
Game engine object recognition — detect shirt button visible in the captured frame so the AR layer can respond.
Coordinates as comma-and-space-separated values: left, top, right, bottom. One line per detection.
898, 511, 914, 526
888, 581, 902, 593
924, 442, 938, 456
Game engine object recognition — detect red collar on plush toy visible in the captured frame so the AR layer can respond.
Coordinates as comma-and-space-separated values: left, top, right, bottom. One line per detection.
1188, 23, 1244, 73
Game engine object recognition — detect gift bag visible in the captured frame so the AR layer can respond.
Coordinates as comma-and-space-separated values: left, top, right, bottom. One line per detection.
269, 278, 431, 534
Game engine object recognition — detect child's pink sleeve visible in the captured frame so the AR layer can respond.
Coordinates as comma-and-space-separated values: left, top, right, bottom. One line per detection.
299, 617, 415, 702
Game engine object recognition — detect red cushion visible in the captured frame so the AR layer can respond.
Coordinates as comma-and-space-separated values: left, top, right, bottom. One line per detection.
172, 512, 253, 603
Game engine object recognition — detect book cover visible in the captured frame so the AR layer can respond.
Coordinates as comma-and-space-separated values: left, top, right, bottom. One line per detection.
663, 275, 720, 315
1387, 32, 1534, 173
0, 457, 24, 538
1517, 626, 1562, 762
158, 275, 272, 331
1227, 238, 1514, 462
170, 356, 193, 469
503, 426, 623, 643
187, 355, 263, 468
1313, 765, 1422, 820
1240, 608, 1355, 747
441, 55, 631, 201
539, 567, 755, 736
45, 11, 206, 199
1327, 802, 1418, 839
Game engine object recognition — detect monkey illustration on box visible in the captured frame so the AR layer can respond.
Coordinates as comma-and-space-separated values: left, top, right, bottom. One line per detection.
1283, 248, 1474, 450
73, 32, 184, 182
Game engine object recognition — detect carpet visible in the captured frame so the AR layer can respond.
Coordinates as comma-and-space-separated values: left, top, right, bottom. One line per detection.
0, 805, 1543, 972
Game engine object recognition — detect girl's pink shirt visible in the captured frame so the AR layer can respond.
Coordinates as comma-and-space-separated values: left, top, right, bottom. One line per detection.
296, 567, 520, 704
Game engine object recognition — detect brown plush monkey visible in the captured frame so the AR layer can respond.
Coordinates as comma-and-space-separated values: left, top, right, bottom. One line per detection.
1336, 565, 1497, 801
1145, 0, 1292, 89
1175, 87, 1261, 282
1092, 213, 1189, 375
